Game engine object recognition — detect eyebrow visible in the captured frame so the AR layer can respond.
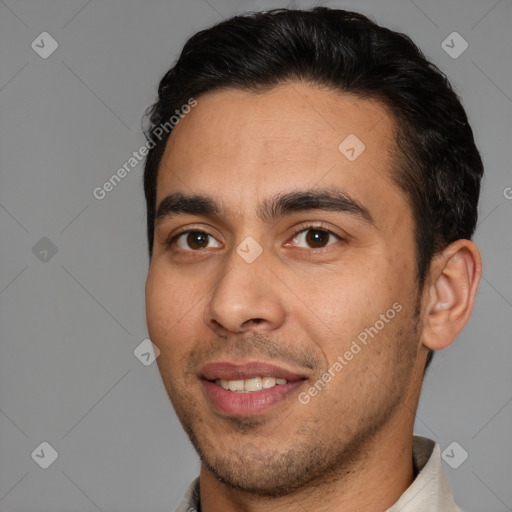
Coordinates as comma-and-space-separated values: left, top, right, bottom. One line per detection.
155, 188, 375, 228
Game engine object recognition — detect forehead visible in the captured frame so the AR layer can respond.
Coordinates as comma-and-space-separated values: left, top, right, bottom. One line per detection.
155, 82, 407, 229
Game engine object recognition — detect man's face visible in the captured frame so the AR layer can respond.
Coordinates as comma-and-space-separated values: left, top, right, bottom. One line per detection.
145, 82, 424, 496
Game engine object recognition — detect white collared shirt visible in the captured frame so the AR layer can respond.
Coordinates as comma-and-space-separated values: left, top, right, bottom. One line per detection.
175, 435, 463, 512
386, 436, 463, 512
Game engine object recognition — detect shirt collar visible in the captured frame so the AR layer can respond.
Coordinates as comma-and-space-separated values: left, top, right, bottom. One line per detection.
386, 436, 463, 512
174, 436, 462, 512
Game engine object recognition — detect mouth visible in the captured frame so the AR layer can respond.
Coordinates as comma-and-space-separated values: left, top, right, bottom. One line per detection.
213, 376, 289, 392
200, 361, 308, 417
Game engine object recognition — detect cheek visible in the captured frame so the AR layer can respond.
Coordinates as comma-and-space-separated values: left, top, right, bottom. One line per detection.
145, 269, 194, 381
145, 269, 169, 338
145, 266, 195, 343
291, 258, 411, 361
145, 263, 217, 372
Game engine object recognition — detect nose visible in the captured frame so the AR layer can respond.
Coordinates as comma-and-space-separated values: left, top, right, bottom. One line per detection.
203, 247, 286, 336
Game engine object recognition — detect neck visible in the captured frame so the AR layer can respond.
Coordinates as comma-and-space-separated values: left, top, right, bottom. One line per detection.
199, 419, 415, 512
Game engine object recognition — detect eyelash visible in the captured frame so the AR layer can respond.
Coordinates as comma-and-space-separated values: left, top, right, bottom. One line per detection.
166, 223, 345, 252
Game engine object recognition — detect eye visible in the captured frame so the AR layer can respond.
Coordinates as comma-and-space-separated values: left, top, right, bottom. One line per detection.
171, 230, 222, 251
167, 225, 343, 253
290, 226, 343, 249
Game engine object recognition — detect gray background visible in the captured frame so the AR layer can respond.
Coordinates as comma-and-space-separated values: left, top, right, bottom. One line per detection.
0, 0, 511, 510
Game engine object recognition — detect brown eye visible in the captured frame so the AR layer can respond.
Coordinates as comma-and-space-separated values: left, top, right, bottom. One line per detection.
186, 232, 208, 250
292, 228, 341, 249
173, 231, 222, 251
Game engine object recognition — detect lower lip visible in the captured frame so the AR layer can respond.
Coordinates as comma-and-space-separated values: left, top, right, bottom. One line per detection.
202, 380, 305, 417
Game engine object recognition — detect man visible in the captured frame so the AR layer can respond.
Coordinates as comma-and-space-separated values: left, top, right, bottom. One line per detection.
143, 7, 483, 511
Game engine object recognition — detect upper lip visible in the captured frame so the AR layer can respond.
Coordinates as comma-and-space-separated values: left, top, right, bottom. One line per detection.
200, 361, 308, 382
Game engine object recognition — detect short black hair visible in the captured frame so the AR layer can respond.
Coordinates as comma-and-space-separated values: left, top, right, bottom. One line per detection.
143, 7, 483, 294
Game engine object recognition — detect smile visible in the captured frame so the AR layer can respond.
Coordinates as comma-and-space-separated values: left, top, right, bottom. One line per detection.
214, 376, 288, 392
200, 361, 308, 416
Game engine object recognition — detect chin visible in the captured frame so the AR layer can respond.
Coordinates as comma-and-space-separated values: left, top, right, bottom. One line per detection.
203, 451, 311, 497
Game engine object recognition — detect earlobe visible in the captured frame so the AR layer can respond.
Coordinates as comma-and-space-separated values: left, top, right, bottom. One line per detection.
422, 240, 482, 351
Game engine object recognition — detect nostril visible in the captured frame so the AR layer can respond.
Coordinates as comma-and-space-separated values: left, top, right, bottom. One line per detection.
245, 318, 264, 327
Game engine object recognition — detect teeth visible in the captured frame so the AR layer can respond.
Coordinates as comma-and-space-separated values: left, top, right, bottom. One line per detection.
227, 380, 244, 392
262, 376, 276, 389
245, 377, 262, 392
215, 376, 288, 392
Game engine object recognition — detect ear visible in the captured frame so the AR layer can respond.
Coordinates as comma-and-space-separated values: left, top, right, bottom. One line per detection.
421, 239, 482, 351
